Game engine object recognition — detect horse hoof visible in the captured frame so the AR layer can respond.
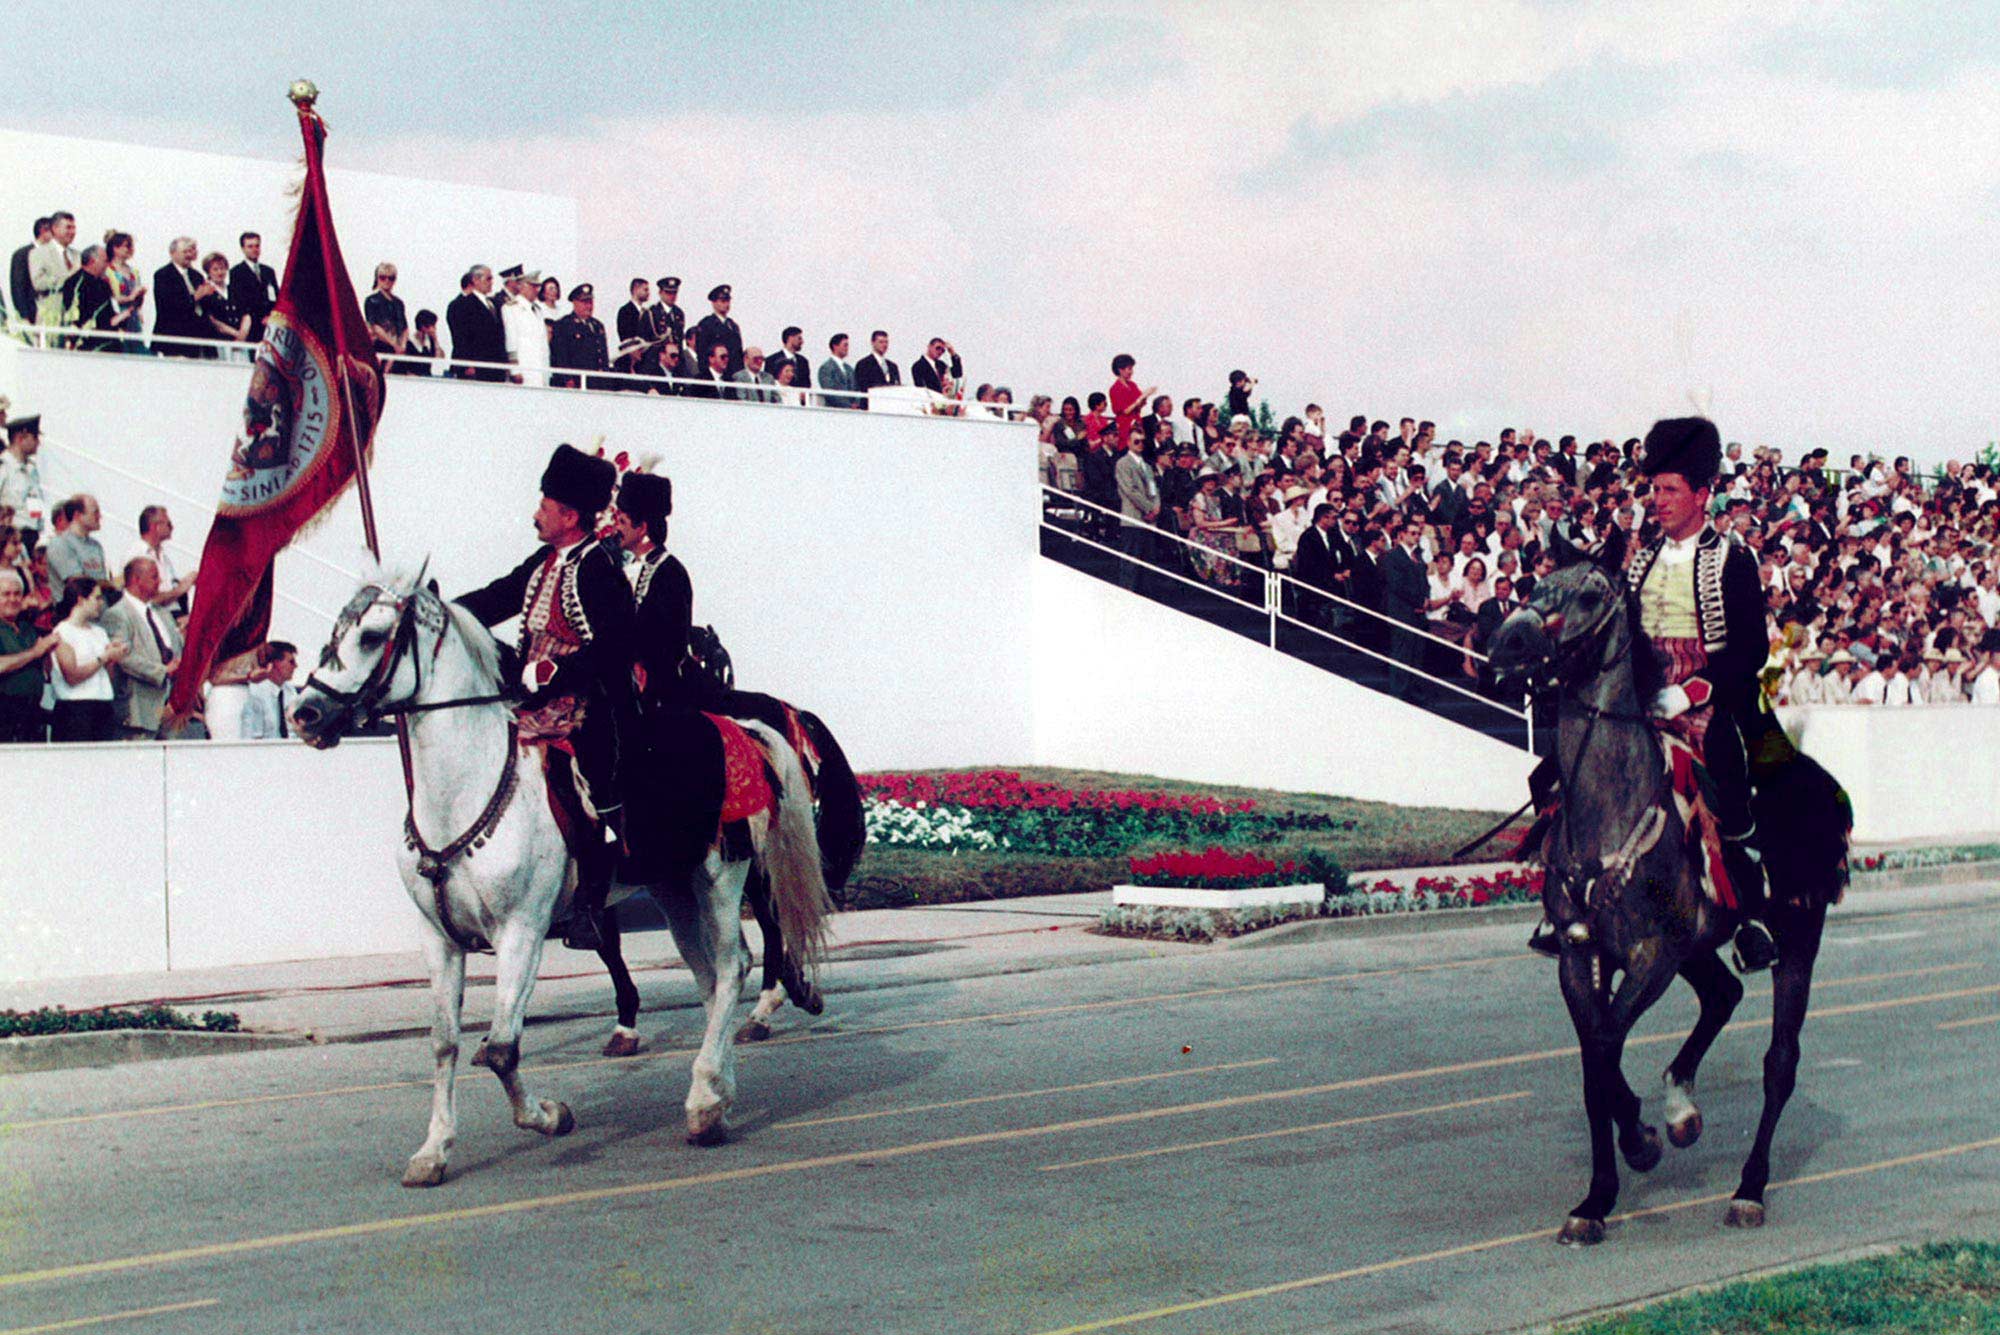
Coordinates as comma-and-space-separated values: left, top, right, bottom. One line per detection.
1557, 1216, 1606, 1248
401, 1157, 448, 1188
547, 1101, 577, 1137
796, 984, 825, 1017
601, 1030, 645, 1058
1666, 1111, 1704, 1149
469, 1041, 491, 1069
1725, 1198, 1766, 1229
1622, 1125, 1664, 1173
685, 1107, 729, 1146
735, 1020, 773, 1044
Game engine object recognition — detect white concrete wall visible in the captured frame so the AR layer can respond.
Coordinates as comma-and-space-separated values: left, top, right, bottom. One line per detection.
5, 342, 1041, 770
1780, 705, 2000, 845
0, 127, 577, 347
1031, 560, 1537, 812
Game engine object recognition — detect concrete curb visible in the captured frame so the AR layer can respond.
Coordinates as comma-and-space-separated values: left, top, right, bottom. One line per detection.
0, 1028, 316, 1075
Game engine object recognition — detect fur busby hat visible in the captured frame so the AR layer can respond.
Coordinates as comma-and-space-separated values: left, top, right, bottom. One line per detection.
540, 443, 616, 519
1637, 417, 1722, 488
617, 470, 672, 523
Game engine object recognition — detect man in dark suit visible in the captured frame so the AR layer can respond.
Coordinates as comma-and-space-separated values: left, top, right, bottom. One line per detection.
445, 265, 507, 381
613, 277, 653, 391
1346, 524, 1389, 649
1379, 518, 1431, 700
9, 217, 48, 327
681, 342, 728, 400
228, 232, 279, 343
690, 284, 742, 378
911, 336, 961, 396
851, 329, 899, 408
1290, 504, 1341, 627
768, 325, 811, 395
151, 236, 210, 358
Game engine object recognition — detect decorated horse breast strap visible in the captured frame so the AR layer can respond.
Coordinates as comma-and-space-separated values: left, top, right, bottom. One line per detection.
705, 712, 780, 825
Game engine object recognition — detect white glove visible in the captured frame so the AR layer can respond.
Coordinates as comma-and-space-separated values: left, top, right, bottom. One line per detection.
1650, 685, 1692, 720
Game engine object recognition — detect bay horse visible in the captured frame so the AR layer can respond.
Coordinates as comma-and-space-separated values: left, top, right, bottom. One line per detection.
290, 564, 834, 1186
1488, 561, 1850, 1244
590, 691, 866, 1056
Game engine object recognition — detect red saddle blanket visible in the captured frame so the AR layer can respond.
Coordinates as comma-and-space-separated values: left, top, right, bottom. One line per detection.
1660, 731, 1736, 911
705, 712, 778, 824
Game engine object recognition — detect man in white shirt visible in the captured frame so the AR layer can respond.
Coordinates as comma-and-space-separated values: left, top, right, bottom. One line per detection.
240, 642, 297, 739
122, 505, 197, 612
1972, 639, 2000, 705
1822, 650, 1857, 703
499, 265, 549, 386
1882, 657, 1914, 706
0, 411, 48, 545
1931, 648, 1969, 703
1785, 646, 1828, 705
1851, 657, 1888, 705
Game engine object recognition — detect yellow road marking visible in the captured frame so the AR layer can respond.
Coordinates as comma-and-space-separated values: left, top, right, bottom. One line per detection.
1024, 1134, 2000, 1334
1, 975, 1992, 1290
1, 954, 1512, 1133
0, 1298, 219, 1333
1937, 1013, 1999, 1031
777, 1058, 1281, 1129
1041, 1090, 1533, 1171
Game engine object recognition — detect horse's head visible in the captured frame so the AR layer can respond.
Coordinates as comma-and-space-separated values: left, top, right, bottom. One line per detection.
290, 559, 441, 748
1489, 560, 1626, 693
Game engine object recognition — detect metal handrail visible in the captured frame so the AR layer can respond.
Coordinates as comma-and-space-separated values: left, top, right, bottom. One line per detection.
11, 324, 1034, 421
1039, 484, 1275, 591
1272, 608, 1528, 721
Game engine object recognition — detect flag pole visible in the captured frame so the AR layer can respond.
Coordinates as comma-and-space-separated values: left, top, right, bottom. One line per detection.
289, 80, 383, 564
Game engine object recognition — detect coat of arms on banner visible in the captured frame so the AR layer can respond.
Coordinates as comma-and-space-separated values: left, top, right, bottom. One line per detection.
223, 312, 343, 515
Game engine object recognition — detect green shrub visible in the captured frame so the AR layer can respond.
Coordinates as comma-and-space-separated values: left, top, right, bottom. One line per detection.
0, 1005, 242, 1039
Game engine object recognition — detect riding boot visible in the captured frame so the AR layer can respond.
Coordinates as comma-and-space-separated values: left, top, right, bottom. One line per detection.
563, 808, 622, 952
1723, 834, 1777, 973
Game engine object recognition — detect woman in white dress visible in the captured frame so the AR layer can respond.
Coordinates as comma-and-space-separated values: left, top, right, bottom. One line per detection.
49, 577, 126, 742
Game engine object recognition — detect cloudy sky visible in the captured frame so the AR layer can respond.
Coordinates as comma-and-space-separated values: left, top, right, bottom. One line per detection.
9, 2, 1998, 462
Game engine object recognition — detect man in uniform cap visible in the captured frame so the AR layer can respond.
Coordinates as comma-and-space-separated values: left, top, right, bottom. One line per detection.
499, 266, 551, 386
0, 411, 48, 549
645, 276, 686, 384
607, 470, 726, 879
691, 283, 743, 379
455, 444, 637, 949
1626, 416, 1779, 969
549, 284, 610, 391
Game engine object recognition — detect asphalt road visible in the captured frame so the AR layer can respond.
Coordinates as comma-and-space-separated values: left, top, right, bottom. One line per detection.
2, 890, 1997, 1335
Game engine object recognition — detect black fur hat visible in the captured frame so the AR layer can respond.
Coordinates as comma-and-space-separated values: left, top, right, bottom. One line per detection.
1638, 417, 1722, 488
617, 470, 672, 522
540, 443, 615, 518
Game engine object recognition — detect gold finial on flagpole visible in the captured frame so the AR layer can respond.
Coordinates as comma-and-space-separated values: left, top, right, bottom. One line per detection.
288, 80, 320, 110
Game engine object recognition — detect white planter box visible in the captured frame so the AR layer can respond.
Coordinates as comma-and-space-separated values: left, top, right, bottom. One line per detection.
1111, 883, 1326, 911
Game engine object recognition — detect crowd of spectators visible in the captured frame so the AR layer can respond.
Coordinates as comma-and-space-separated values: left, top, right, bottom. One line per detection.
0, 405, 296, 744
1036, 357, 2000, 709
10, 210, 1013, 412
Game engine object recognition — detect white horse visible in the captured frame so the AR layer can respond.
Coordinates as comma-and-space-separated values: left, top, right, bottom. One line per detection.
290, 563, 833, 1187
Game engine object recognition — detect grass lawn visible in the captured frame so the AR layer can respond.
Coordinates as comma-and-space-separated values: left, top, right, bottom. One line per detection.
1562, 1241, 2000, 1334
842, 767, 1524, 911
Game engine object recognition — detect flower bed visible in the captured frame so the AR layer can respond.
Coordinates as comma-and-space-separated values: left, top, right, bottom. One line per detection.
857, 770, 1352, 858
1853, 843, 2000, 874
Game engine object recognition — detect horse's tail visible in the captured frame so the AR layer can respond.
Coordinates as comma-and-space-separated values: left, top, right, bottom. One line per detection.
798, 708, 866, 901
744, 721, 835, 983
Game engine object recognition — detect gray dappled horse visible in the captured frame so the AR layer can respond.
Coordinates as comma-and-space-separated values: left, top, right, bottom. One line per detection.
291, 565, 834, 1185
1489, 561, 1850, 1245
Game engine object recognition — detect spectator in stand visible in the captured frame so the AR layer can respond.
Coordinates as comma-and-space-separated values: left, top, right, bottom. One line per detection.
818, 332, 857, 408
0, 412, 47, 552
9, 218, 48, 326
727, 346, 778, 403
400, 309, 441, 376
203, 641, 280, 740
151, 236, 211, 358
1225, 370, 1255, 421
548, 284, 609, 390
48, 576, 125, 742
445, 266, 504, 381
241, 640, 298, 739
123, 505, 196, 614
103, 231, 147, 352
59, 245, 119, 350
0, 568, 55, 742
1268, 487, 1312, 572
1107, 353, 1156, 450
1185, 470, 1234, 582
230, 232, 278, 342
684, 341, 729, 400
612, 277, 652, 389
770, 356, 806, 407
647, 276, 686, 369
1380, 518, 1430, 699
198, 251, 249, 350
102, 557, 180, 739
1974, 634, 2000, 703
913, 337, 962, 399
692, 284, 743, 378
654, 338, 689, 395
852, 329, 899, 407
764, 327, 808, 401
497, 265, 548, 385
46, 495, 107, 585
364, 262, 409, 365
1114, 426, 1159, 590
29, 210, 79, 326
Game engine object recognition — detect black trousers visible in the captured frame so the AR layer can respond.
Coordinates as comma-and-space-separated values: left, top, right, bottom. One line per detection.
0, 694, 44, 743
51, 699, 114, 742
1701, 708, 1758, 842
